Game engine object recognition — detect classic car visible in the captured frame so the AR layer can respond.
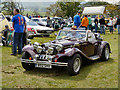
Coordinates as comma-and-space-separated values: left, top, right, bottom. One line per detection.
21, 30, 111, 76
27, 22, 54, 37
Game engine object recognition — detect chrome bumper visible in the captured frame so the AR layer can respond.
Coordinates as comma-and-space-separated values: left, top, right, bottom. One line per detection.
21, 59, 68, 67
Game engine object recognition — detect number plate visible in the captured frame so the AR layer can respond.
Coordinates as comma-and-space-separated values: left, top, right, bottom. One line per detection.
35, 63, 52, 68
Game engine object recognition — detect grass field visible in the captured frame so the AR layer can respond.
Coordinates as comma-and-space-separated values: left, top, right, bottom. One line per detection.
1, 30, 118, 88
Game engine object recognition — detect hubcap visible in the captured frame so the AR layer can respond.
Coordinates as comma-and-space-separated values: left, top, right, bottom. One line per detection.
105, 47, 109, 60
73, 58, 81, 73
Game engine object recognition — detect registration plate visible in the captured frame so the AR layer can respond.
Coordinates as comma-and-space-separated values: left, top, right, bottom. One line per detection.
35, 63, 52, 69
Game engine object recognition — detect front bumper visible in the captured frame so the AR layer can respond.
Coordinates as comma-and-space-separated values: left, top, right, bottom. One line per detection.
21, 59, 68, 67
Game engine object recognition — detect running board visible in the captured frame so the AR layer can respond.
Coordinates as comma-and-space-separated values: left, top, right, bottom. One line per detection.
89, 55, 100, 60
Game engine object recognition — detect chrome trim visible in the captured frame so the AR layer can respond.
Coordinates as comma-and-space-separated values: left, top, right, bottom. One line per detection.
21, 59, 68, 67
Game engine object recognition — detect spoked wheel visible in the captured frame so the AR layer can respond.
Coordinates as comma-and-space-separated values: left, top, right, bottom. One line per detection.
73, 58, 81, 73
101, 45, 110, 61
67, 54, 82, 76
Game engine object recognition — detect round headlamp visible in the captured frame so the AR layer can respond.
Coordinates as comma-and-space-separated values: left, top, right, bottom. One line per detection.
56, 44, 63, 52
33, 42, 40, 49
46, 47, 54, 55
36, 46, 43, 53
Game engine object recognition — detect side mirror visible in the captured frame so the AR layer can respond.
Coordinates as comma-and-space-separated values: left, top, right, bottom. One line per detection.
54, 33, 57, 36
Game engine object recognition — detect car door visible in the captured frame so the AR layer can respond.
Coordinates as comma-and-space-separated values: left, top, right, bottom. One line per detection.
87, 32, 98, 56
80, 32, 97, 56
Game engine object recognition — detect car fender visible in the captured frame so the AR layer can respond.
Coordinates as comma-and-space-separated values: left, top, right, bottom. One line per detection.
22, 45, 36, 57
55, 48, 90, 60
99, 41, 111, 57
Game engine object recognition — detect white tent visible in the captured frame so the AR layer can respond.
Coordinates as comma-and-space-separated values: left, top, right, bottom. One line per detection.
82, 6, 106, 15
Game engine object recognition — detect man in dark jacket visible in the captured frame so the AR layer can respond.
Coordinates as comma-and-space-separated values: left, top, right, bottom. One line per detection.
99, 16, 105, 34
116, 15, 120, 34
94, 16, 98, 33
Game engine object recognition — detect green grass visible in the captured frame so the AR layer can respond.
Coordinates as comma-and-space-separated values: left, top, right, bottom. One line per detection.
1, 30, 118, 88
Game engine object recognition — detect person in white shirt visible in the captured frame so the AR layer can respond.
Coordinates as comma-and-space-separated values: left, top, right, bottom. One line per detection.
68, 17, 72, 24
108, 17, 113, 34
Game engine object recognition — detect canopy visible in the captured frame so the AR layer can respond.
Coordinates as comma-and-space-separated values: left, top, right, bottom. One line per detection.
82, 6, 106, 15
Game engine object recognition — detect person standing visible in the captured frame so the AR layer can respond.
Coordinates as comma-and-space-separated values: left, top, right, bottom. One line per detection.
11, 9, 26, 56
108, 17, 113, 34
116, 15, 120, 34
94, 16, 98, 33
29, 15, 32, 19
46, 16, 52, 27
113, 16, 117, 31
68, 16, 72, 24
74, 12, 81, 28
80, 15, 89, 30
99, 15, 105, 34
87, 15, 92, 30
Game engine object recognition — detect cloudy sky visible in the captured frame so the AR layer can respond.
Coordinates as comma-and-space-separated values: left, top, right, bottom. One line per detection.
1, 0, 120, 4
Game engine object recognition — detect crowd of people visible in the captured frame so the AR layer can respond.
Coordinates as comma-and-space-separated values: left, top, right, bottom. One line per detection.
73, 12, 120, 34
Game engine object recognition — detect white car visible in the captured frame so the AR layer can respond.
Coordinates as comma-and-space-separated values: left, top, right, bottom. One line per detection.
27, 22, 54, 37
30, 17, 48, 26
24, 16, 30, 22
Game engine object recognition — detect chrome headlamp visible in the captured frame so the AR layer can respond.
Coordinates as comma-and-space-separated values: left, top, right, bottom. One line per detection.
56, 44, 63, 52
36, 46, 43, 53
46, 47, 54, 54
33, 42, 40, 49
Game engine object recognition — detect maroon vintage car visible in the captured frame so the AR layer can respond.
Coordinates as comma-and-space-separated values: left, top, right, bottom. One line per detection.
21, 30, 111, 76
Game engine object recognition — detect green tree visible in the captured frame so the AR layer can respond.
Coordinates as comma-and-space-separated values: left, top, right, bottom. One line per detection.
58, 2, 81, 18
46, 2, 63, 17
1, 0, 24, 15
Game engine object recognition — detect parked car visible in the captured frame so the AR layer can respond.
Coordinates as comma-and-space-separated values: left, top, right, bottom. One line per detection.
30, 17, 48, 26
53, 16, 62, 21
9, 22, 34, 39
0, 13, 11, 32
21, 29, 111, 76
27, 27, 35, 39
27, 22, 54, 37
24, 16, 30, 22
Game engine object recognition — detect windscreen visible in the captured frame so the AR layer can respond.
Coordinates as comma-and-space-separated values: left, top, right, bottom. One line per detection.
57, 30, 86, 40
27, 22, 38, 26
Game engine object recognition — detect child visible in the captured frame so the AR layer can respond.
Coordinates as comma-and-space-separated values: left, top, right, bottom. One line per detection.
2, 25, 11, 45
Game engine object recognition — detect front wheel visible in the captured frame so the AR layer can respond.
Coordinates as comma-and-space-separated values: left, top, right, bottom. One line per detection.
67, 54, 82, 76
21, 52, 35, 71
101, 45, 110, 61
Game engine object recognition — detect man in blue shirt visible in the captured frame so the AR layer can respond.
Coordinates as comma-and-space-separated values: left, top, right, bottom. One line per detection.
74, 12, 81, 28
11, 9, 26, 56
